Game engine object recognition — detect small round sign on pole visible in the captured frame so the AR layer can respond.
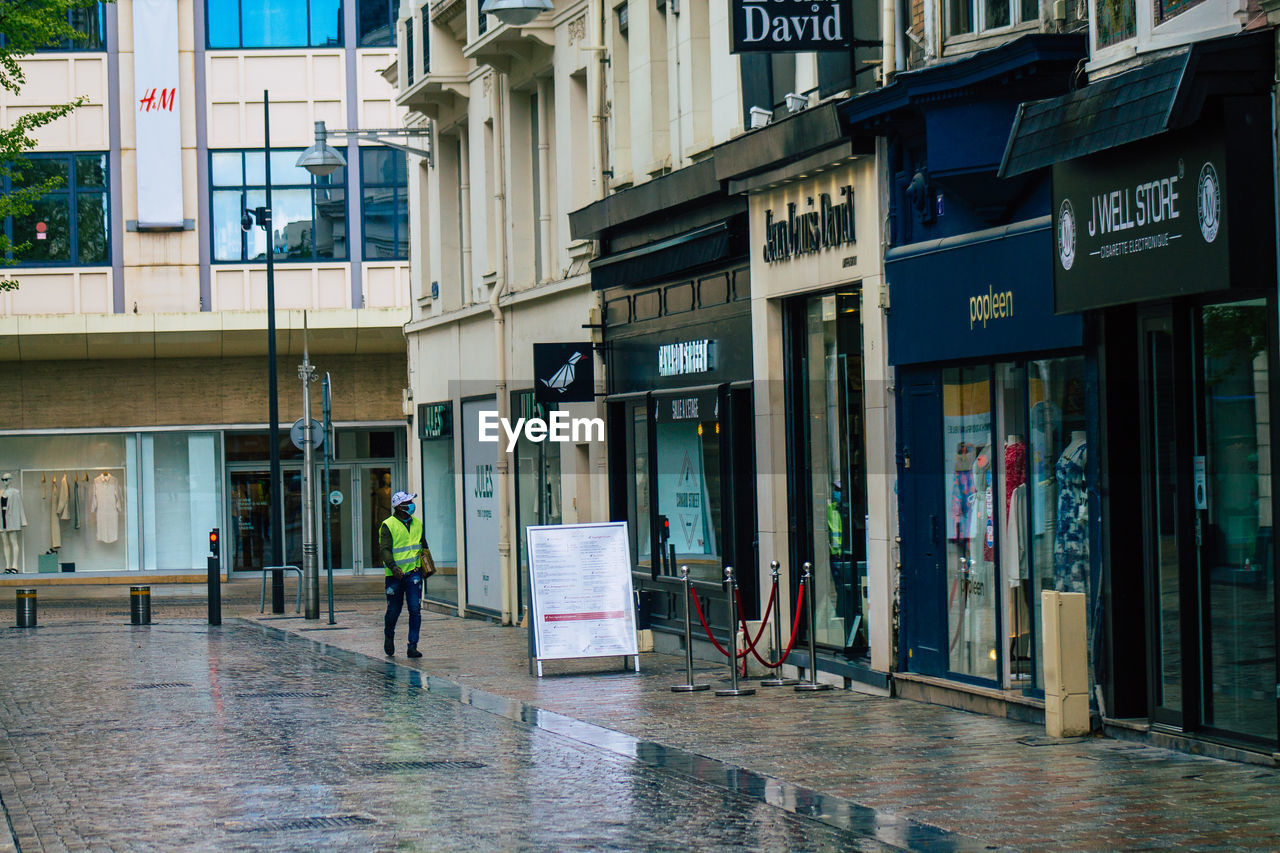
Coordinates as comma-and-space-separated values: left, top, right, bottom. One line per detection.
328, 490, 344, 506
290, 418, 324, 450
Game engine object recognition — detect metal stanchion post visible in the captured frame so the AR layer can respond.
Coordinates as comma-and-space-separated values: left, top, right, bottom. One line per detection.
715, 566, 755, 697
795, 562, 832, 692
761, 560, 798, 686
671, 565, 709, 692
15, 588, 36, 628
130, 586, 151, 625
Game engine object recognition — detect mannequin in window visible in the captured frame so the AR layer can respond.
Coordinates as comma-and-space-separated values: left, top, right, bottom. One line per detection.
1, 473, 28, 573
1054, 431, 1088, 593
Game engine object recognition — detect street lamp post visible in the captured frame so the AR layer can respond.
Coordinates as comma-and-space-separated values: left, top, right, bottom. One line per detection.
242, 90, 285, 614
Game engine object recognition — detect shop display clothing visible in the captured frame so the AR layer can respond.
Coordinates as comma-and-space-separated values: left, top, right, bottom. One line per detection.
1004, 483, 1028, 585
50, 474, 68, 550
1004, 440, 1026, 508
1053, 437, 1089, 592
74, 476, 87, 530
950, 443, 975, 540
58, 475, 70, 521
0, 485, 26, 532
89, 472, 123, 544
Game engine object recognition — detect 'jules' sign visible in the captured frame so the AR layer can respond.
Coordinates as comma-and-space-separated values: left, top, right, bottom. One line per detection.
762, 187, 855, 263
732, 0, 852, 53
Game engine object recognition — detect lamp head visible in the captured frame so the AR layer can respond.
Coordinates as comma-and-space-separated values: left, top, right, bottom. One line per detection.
241, 210, 254, 232
479, 0, 552, 26
296, 120, 347, 178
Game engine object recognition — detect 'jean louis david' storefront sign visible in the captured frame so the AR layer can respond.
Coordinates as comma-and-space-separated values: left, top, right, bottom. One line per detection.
762, 186, 855, 263
732, 0, 852, 52
1052, 125, 1232, 313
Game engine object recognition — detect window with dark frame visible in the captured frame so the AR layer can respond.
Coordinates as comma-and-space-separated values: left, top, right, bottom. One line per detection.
210, 149, 347, 262
358, 0, 397, 45
3, 152, 110, 266
360, 147, 409, 260
0, 3, 105, 52
206, 0, 344, 49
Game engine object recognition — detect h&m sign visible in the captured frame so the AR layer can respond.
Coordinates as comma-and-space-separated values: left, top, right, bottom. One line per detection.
762, 186, 855, 263
732, 0, 852, 53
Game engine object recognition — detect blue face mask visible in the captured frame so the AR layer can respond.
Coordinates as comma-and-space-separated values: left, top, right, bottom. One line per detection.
404, 502, 416, 515
832, 491, 842, 504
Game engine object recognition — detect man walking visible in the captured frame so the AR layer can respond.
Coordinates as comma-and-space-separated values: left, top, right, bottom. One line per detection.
381, 490, 434, 658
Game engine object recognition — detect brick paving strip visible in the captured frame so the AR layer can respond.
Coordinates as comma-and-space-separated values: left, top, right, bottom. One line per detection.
5, 582, 1280, 850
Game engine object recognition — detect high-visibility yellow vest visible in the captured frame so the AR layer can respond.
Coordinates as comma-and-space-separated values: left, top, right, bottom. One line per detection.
381, 515, 424, 576
827, 501, 843, 555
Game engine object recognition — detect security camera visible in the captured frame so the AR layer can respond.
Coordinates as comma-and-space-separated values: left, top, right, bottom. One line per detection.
241, 211, 254, 232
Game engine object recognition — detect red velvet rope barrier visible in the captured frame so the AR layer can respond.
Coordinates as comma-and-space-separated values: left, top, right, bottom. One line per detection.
690, 587, 748, 659
732, 582, 777, 676
739, 581, 806, 669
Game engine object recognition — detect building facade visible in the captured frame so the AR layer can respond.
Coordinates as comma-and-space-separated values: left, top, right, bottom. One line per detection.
396, 0, 610, 621
0, 0, 413, 578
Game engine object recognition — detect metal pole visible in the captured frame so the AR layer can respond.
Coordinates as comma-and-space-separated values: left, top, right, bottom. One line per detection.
300, 316, 319, 620
264, 89, 285, 615
796, 561, 833, 692
715, 566, 755, 697
323, 372, 334, 625
207, 553, 221, 626
671, 565, 709, 692
761, 560, 797, 686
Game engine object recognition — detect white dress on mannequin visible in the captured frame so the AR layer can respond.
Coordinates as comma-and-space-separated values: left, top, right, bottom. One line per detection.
89, 472, 123, 544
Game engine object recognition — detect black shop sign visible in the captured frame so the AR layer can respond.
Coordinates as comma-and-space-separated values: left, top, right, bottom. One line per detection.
533, 342, 595, 405
732, 0, 852, 53
1052, 124, 1239, 313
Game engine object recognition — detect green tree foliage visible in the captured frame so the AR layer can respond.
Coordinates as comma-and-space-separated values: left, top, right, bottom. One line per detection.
0, 0, 104, 288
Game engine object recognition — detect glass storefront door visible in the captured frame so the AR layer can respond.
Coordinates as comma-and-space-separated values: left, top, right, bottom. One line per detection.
1139, 299, 1278, 745
1197, 300, 1276, 742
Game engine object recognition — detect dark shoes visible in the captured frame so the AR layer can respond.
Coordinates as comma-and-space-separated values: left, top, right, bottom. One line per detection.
407, 645, 423, 659
384, 636, 395, 656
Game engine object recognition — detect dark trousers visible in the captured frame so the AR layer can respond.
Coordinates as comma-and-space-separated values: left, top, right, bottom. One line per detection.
384, 570, 423, 646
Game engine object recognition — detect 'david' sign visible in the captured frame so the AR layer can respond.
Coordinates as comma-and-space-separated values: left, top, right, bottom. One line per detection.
732, 0, 853, 53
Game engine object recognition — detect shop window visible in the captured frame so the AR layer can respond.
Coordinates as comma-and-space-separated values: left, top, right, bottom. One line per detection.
210, 149, 347, 262
3, 153, 109, 267
421, 7, 430, 72
1095, 0, 1136, 47
358, 0, 397, 45
0, 3, 105, 51
632, 405, 651, 572
605, 296, 630, 326
698, 273, 728, 307
513, 393, 562, 615
665, 281, 694, 314
419, 401, 457, 606
633, 289, 661, 320
792, 292, 868, 655
0, 434, 136, 574
360, 147, 409, 260
653, 397, 723, 583
140, 433, 223, 571
206, 0, 343, 48
224, 432, 304, 462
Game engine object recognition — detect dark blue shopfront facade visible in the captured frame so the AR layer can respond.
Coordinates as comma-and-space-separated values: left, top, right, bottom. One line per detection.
841, 34, 1097, 692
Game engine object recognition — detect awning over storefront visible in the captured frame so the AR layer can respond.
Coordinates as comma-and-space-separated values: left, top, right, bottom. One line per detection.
1000, 29, 1273, 178
587, 221, 739, 291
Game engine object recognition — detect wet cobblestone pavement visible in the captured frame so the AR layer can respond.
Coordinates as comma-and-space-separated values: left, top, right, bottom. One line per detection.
0, 619, 948, 852
4, 583, 1280, 850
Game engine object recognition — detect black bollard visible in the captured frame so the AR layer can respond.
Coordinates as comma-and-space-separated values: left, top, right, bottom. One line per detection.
130, 586, 151, 625
15, 588, 36, 628
207, 555, 221, 626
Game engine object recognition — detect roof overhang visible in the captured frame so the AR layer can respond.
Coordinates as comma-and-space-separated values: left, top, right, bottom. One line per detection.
1000, 28, 1274, 177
